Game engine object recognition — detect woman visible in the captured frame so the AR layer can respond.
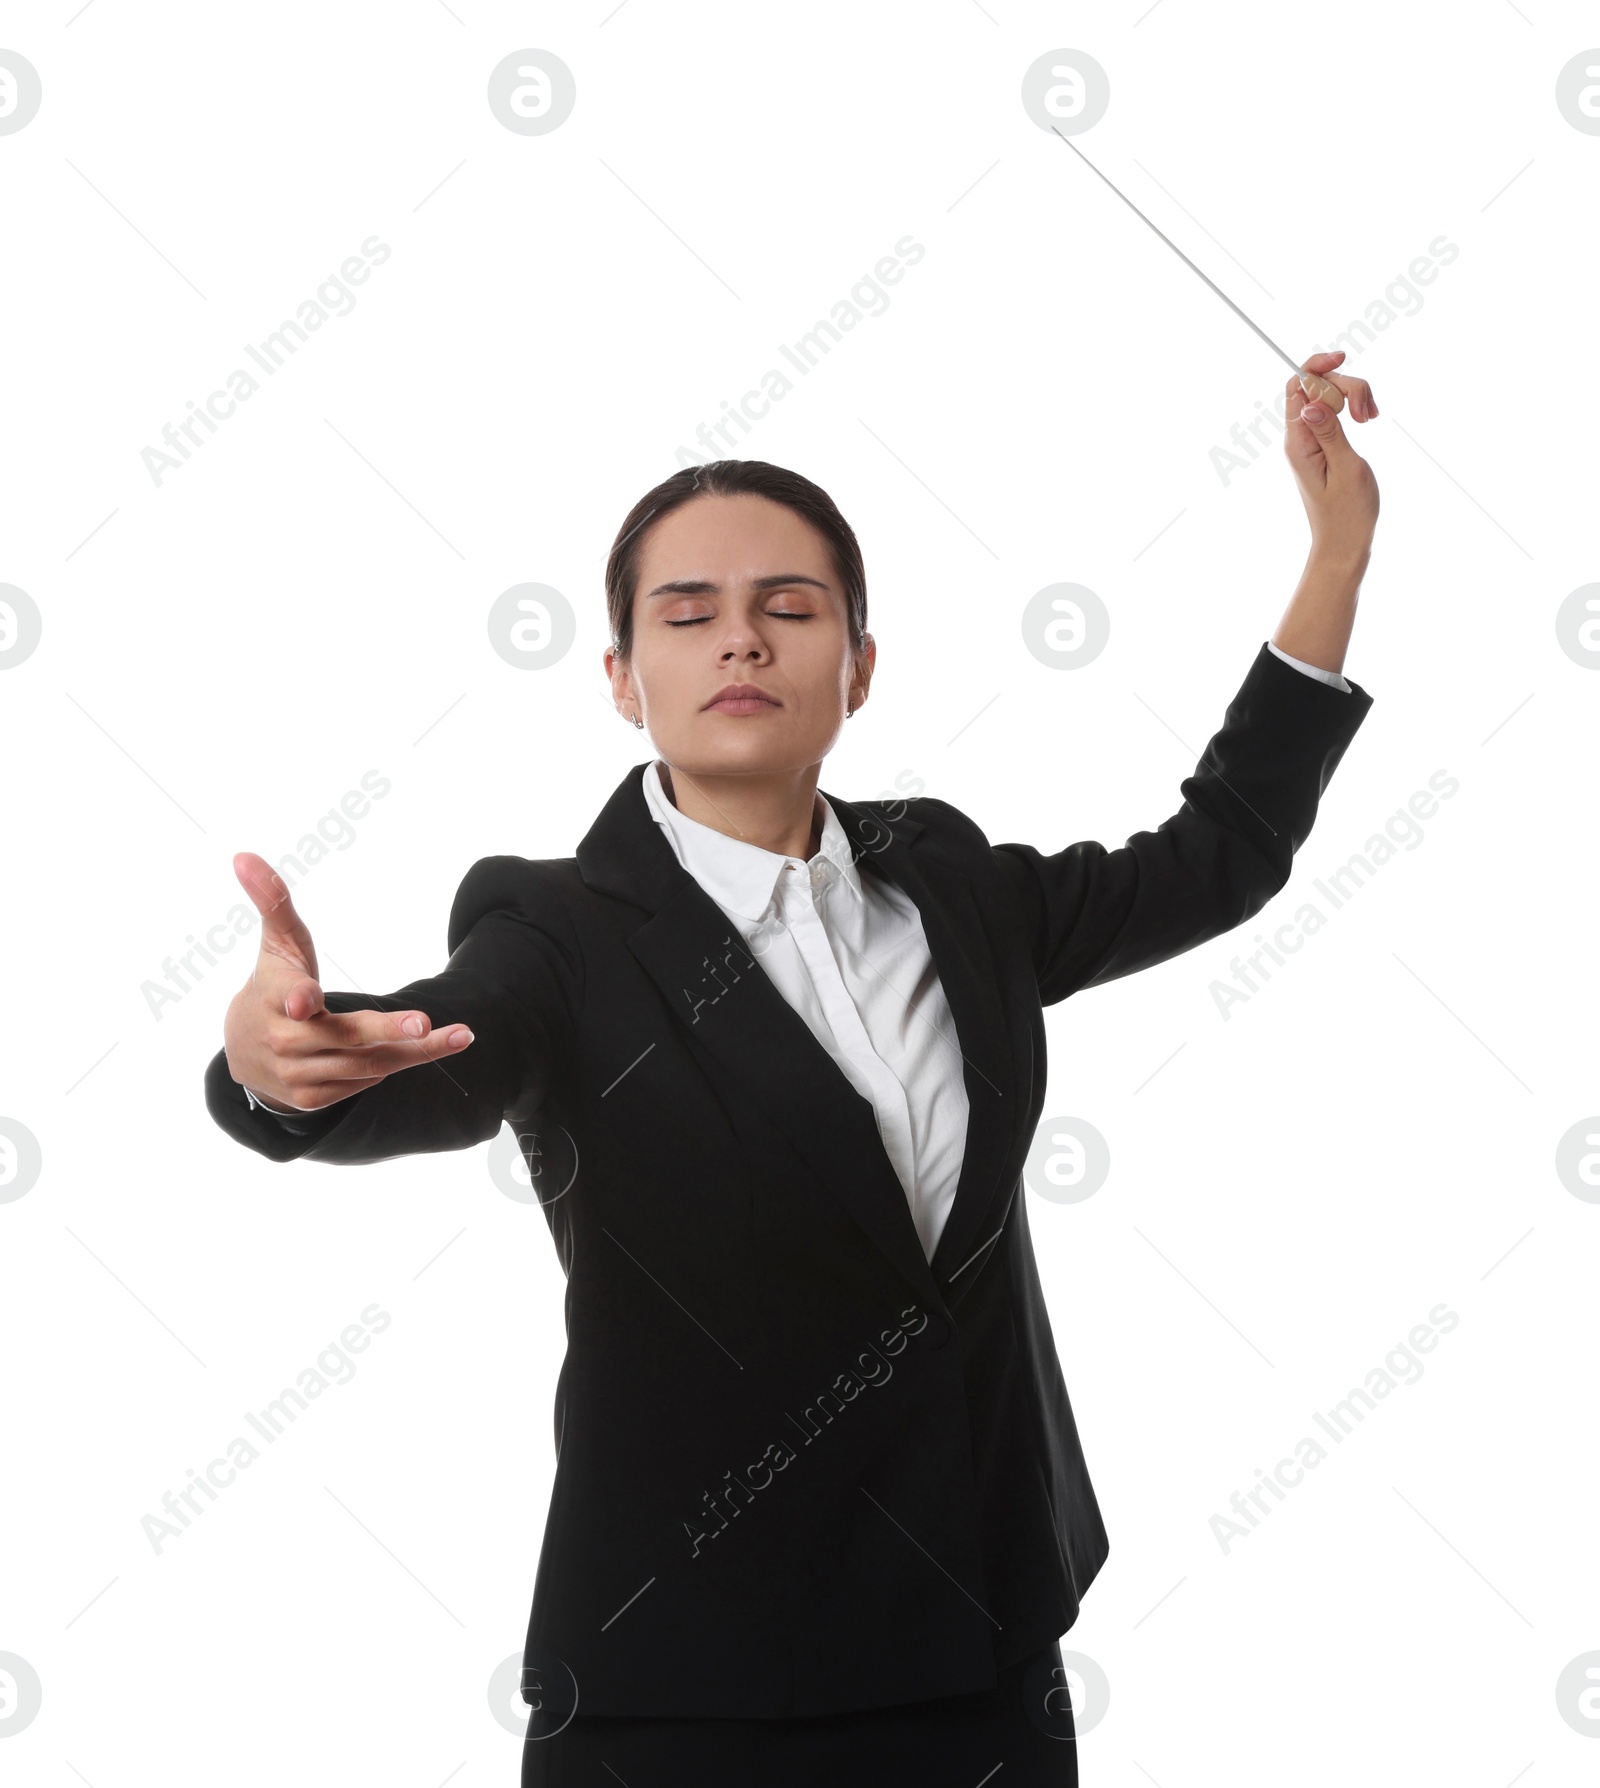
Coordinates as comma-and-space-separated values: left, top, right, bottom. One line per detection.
205, 350, 1379, 1784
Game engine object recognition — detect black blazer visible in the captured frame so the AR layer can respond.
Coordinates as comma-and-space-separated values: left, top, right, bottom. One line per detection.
205, 641, 1373, 1720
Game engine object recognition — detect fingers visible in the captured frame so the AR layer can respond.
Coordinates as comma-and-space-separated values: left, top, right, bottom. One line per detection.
1336, 373, 1377, 421
1297, 358, 1346, 415
1297, 351, 1379, 422
230, 992, 475, 1113
1283, 375, 1321, 463
266, 1017, 477, 1099
255, 1075, 389, 1113
1313, 369, 1378, 422
281, 973, 326, 1024
1285, 373, 1358, 458
267, 1001, 474, 1058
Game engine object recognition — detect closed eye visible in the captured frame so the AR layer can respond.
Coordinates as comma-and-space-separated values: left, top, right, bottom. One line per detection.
666, 611, 813, 626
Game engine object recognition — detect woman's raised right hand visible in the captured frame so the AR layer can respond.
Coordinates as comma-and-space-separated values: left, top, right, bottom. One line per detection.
222, 852, 475, 1114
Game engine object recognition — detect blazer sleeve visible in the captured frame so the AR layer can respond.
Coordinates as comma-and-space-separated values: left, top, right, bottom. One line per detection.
990, 641, 1374, 1006
202, 855, 579, 1165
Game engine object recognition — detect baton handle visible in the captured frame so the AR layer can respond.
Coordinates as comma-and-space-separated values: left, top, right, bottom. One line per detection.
1297, 369, 1345, 414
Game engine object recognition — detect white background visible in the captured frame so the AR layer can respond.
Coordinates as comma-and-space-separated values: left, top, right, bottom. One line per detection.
1, 2, 1592, 1783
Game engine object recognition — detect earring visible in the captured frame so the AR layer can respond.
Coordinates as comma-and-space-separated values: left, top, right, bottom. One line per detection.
633, 714, 644, 728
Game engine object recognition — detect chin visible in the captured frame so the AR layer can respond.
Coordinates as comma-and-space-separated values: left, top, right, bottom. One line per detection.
670, 728, 823, 777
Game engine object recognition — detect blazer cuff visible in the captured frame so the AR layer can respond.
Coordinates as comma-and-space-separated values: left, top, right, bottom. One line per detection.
243, 1083, 302, 1119
1265, 639, 1352, 694
1210, 642, 1374, 844
205, 1046, 344, 1160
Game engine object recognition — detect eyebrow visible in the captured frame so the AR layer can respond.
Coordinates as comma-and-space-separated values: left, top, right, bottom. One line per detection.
642, 573, 831, 599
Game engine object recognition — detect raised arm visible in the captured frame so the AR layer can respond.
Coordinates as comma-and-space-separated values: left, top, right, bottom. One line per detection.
990, 348, 1382, 1005
990, 641, 1373, 1005
203, 853, 576, 1165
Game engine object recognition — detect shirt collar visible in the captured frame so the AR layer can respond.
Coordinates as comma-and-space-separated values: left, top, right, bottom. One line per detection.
641, 758, 862, 926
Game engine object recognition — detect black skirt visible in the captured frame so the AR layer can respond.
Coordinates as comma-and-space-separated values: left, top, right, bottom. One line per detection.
520, 1640, 1079, 1787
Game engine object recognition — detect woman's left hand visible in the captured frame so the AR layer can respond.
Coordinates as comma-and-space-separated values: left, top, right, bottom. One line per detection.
1284, 350, 1381, 568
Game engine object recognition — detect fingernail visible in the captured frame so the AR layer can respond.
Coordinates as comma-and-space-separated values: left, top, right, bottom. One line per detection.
1301, 403, 1327, 423
402, 1014, 426, 1037
451, 1028, 474, 1047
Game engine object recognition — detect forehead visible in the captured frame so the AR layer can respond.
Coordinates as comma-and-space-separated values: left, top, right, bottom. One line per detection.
637, 493, 836, 586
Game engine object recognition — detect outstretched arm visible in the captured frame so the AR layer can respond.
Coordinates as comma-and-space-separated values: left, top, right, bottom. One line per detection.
203, 854, 576, 1165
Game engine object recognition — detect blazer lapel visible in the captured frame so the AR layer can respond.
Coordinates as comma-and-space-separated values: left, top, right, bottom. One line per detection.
822, 789, 1019, 1293
574, 764, 1016, 1313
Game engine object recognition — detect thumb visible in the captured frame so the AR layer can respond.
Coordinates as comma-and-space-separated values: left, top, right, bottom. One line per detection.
1296, 398, 1354, 459
233, 851, 319, 980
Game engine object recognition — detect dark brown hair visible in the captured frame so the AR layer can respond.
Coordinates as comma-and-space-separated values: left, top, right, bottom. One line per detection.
604, 460, 868, 660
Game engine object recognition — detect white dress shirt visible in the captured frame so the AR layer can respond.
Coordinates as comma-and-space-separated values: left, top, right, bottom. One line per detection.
247, 647, 1352, 1237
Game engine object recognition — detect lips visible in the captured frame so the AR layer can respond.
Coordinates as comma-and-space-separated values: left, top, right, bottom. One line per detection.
704, 684, 780, 714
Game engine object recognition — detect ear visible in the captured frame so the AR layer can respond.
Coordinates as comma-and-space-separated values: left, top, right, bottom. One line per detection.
851, 636, 875, 705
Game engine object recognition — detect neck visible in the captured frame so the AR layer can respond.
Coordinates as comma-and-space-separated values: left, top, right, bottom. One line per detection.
658, 761, 823, 860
